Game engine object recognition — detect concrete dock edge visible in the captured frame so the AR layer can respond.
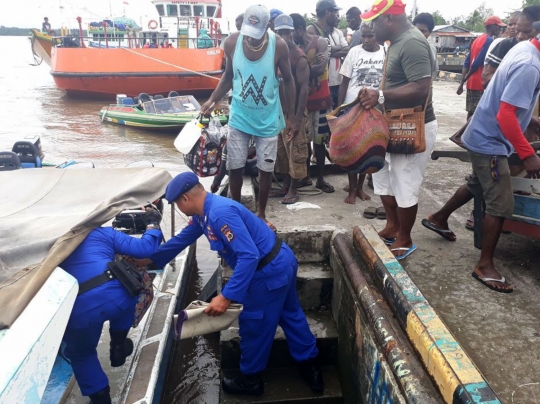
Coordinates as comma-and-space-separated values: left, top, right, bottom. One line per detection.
353, 225, 501, 404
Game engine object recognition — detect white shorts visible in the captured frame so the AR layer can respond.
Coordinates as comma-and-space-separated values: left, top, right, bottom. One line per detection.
372, 120, 438, 208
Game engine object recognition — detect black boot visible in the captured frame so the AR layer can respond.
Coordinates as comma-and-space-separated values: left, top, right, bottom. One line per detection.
88, 386, 111, 404
222, 372, 264, 396
299, 358, 324, 393
109, 329, 134, 367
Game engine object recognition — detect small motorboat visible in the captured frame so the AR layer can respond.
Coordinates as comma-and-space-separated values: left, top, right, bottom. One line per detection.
99, 92, 228, 131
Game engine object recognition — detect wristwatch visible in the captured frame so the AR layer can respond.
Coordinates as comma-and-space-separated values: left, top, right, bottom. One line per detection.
378, 90, 385, 105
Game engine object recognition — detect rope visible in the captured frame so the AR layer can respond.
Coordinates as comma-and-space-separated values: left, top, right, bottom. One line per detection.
122, 48, 221, 81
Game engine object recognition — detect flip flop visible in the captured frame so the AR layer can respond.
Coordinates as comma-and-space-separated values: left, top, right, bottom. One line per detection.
391, 244, 417, 261
296, 178, 313, 189
381, 237, 396, 246
316, 182, 335, 193
465, 211, 474, 231
421, 219, 456, 242
363, 206, 377, 219
376, 207, 386, 220
472, 272, 513, 294
280, 195, 299, 205
269, 189, 288, 198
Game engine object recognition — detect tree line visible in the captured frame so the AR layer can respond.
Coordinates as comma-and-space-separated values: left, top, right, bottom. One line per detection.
0, 26, 33, 36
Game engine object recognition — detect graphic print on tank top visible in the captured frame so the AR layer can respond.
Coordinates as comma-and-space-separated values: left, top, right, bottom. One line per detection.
237, 70, 268, 106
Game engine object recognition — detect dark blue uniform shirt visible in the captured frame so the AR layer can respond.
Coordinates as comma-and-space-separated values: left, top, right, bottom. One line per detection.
151, 194, 276, 303
61, 227, 162, 316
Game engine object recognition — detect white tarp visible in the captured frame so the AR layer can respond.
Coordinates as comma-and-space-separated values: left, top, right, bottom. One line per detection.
0, 168, 172, 328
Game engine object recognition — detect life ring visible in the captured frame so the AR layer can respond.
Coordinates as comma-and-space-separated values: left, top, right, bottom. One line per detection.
148, 20, 158, 30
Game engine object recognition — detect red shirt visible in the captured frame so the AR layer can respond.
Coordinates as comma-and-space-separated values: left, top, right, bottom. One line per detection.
467, 33, 490, 91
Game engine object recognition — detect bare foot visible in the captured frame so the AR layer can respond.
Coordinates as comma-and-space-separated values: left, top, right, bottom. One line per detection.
473, 265, 513, 293
344, 192, 356, 204
258, 215, 277, 232
378, 226, 399, 241
356, 189, 371, 201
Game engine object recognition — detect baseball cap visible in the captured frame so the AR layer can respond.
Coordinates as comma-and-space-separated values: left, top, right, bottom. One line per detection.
241, 5, 270, 40
316, 0, 342, 12
165, 172, 200, 203
533, 20, 540, 33
484, 16, 506, 27
270, 9, 283, 20
274, 14, 294, 31
360, 0, 406, 22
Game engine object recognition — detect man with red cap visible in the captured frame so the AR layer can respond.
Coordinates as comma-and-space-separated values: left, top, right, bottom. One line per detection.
359, 0, 437, 261
457, 15, 506, 119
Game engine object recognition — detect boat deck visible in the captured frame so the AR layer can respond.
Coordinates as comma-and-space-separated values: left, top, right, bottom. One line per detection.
262, 81, 540, 403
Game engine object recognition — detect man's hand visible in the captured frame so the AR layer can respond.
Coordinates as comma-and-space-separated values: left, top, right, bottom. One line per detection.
143, 207, 161, 228
359, 88, 378, 110
457, 84, 464, 96
204, 294, 231, 317
316, 53, 325, 63
523, 154, 540, 179
200, 100, 216, 118
284, 117, 300, 143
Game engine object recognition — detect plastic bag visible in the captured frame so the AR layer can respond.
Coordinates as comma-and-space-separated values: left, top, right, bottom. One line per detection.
184, 119, 227, 177
206, 116, 228, 144
174, 116, 204, 154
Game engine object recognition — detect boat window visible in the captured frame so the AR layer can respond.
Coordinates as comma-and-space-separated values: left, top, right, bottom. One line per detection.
167, 4, 178, 16
207, 6, 217, 17
169, 96, 201, 113
180, 5, 191, 16
155, 4, 164, 16
143, 101, 156, 114
194, 5, 204, 17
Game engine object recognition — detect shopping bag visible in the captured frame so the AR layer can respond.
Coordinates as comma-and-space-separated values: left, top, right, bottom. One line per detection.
173, 300, 243, 340
184, 121, 227, 177
174, 116, 204, 154
327, 99, 389, 175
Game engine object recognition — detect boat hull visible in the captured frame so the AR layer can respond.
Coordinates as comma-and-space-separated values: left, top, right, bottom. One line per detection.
30, 29, 54, 66
99, 106, 227, 131
51, 47, 223, 98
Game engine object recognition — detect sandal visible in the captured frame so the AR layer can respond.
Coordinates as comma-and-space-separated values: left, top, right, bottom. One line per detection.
280, 195, 299, 205
316, 182, 335, 193
465, 211, 474, 231
296, 178, 313, 189
376, 207, 386, 220
363, 206, 377, 219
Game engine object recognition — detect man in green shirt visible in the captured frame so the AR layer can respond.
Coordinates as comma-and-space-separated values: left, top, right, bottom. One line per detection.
359, 0, 437, 261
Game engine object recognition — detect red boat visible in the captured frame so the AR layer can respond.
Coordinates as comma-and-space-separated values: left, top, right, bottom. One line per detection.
49, 0, 229, 98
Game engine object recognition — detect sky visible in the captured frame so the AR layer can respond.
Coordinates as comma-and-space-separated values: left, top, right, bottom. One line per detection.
1, 0, 525, 29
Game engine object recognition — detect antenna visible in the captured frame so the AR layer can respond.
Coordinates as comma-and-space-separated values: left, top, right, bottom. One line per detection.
411, 0, 418, 19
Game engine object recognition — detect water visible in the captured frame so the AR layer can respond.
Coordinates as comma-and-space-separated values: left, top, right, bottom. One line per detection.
0, 36, 219, 404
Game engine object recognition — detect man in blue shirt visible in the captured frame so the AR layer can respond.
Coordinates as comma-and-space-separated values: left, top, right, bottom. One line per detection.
60, 209, 163, 403
428, 35, 540, 294
149, 172, 322, 396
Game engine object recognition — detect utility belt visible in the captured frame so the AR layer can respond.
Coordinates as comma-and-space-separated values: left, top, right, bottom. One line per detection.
77, 261, 143, 297
256, 235, 283, 271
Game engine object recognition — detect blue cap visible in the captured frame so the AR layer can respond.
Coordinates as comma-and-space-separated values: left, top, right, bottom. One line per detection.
165, 172, 200, 203
274, 14, 294, 31
270, 9, 283, 20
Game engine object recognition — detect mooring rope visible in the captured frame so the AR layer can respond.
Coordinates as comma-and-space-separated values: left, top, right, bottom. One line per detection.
122, 48, 221, 81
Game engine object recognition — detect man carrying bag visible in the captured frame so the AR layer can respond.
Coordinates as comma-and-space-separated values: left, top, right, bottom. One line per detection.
359, 0, 437, 260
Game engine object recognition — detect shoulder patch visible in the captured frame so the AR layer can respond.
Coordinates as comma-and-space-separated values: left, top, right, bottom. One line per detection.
221, 224, 235, 242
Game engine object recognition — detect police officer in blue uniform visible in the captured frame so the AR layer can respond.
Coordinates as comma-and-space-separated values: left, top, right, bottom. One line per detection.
149, 172, 323, 396
60, 209, 162, 404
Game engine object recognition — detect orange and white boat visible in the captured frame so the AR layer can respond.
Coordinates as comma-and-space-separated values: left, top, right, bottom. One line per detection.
50, 0, 229, 98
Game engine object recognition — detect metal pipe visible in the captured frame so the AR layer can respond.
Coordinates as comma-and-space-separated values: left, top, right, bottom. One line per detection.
76, 17, 85, 48
103, 21, 109, 49
334, 233, 436, 404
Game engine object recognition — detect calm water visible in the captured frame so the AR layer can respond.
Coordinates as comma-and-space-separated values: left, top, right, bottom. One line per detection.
0, 36, 219, 404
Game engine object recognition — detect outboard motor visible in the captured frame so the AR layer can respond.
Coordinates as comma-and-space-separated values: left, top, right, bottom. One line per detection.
0, 151, 22, 171
23, 135, 44, 161
12, 141, 42, 168
112, 199, 164, 234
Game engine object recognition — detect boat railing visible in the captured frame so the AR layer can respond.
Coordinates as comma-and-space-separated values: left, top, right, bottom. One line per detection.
50, 35, 222, 49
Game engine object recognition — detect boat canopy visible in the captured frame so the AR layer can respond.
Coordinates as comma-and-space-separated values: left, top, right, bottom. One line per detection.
143, 95, 201, 114
0, 168, 172, 329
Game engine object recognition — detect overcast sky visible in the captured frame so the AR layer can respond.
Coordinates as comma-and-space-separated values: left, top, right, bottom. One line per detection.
1, 0, 524, 29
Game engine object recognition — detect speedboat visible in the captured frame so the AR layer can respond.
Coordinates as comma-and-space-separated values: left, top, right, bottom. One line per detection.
99, 93, 228, 131
0, 167, 194, 403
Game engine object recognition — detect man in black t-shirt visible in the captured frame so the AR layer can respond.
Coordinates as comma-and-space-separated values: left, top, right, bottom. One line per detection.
42, 17, 55, 35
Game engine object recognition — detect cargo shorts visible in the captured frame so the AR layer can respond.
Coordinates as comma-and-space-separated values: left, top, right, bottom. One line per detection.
466, 151, 514, 218
275, 117, 309, 180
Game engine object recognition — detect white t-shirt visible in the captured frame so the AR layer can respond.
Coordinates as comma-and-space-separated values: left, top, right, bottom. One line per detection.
340, 45, 386, 104
327, 29, 349, 87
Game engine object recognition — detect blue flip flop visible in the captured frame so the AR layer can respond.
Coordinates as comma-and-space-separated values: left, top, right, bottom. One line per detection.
391, 244, 417, 261
381, 237, 396, 246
